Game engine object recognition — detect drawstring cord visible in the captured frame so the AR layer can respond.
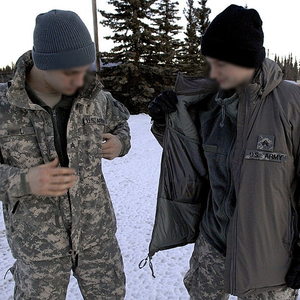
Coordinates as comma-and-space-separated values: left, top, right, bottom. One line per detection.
4, 268, 11, 279
220, 104, 225, 128
139, 255, 156, 278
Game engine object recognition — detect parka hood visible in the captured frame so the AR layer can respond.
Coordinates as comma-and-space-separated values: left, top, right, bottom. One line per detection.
250, 58, 283, 99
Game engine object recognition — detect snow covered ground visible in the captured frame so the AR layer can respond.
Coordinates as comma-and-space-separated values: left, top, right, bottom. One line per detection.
0, 114, 294, 299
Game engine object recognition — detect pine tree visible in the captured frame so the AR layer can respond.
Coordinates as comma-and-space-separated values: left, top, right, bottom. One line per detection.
0, 64, 14, 83
195, 0, 211, 39
275, 53, 299, 81
152, 0, 182, 65
179, 0, 200, 75
195, 0, 211, 75
179, 0, 211, 76
151, 0, 182, 87
99, 0, 159, 113
292, 58, 298, 81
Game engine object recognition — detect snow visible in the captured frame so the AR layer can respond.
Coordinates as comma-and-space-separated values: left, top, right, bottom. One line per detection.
0, 114, 294, 299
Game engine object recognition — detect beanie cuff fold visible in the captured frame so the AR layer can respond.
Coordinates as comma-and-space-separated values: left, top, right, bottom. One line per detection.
33, 42, 96, 70
201, 42, 265, 68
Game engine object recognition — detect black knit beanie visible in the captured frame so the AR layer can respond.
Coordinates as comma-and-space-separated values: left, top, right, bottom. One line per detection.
201, 5, 265, 68
32, 10, 96, 70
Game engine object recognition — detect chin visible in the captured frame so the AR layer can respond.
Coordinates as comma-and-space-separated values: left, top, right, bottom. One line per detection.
63, 89, 77, 96
220, 82, 235, 90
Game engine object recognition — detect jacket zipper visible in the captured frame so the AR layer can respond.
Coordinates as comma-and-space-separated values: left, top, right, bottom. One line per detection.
230, 87, 250, 294
51, 109, 73, 247
224, 130, 237, 220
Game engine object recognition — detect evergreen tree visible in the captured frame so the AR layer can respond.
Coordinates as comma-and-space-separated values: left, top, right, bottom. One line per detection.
292, 58, 298, 81
195, 0, 210, 75
274, 53, 299, 81
99, 0, 159, 113
0, 64, 14, 83
100, 0, 157, 66
152, 0, 182, 65
179, 0, 211, 76
151, 0, 182, 87
179, 0, 201, 75
195, 0, 211, 39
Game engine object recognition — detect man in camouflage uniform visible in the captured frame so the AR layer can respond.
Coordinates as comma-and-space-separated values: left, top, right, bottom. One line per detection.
0, 10, 130, 299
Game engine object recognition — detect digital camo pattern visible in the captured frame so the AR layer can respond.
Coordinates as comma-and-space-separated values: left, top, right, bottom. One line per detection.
11, 237, 125, 300
184, 234, 229, 300
184, 234, 298, 300
0, 51, 130, 297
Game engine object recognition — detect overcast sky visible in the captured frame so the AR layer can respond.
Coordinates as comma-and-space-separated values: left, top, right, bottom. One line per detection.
1, 0, 300, 68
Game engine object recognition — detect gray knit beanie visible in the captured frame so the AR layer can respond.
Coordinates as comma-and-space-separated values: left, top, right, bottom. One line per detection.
32, 10, 95, 70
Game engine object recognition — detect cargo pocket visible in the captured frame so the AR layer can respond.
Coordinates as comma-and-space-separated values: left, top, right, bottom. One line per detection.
0, 130, 43, 168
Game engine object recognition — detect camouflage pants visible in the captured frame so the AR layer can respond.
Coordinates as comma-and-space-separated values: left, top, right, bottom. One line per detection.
10, 237, 125, 300
183, 234, 298, 300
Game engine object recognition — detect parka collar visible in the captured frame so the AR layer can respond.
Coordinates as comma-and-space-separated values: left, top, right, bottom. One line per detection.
6, 51, 103, 110
237, 58, 283, 102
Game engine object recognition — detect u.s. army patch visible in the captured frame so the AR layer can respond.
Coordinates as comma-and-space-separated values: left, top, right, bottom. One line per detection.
245, 150, 287, 163
257, 134, 275, 152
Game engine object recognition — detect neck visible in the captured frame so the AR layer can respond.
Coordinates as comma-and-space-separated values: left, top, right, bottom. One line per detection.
27, 66, 62, 108
27, 65, 57, 94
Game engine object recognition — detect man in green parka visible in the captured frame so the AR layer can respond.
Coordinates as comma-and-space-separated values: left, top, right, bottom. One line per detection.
148, 4, 300, 300
0, 9, 130, 299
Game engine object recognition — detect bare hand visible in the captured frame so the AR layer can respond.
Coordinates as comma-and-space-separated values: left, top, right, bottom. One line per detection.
102, 133, 122, 160
27, 158, 78, 197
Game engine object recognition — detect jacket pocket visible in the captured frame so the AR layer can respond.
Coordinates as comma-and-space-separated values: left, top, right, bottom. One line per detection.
6, 196, 70, 260
0, 132, 43, 168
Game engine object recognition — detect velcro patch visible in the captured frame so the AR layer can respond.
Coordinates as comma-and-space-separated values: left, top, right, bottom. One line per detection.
245, 150, 287, 163
82, 116, 105, 125
257, 135, 275, 152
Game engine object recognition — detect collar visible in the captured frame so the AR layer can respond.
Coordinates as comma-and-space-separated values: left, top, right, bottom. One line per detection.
6, 50, 103, 110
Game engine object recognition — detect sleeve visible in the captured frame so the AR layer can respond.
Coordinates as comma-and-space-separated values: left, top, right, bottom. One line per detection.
104, 92, 131, 157
0, 157, 31, 202
0, 84, 31, 201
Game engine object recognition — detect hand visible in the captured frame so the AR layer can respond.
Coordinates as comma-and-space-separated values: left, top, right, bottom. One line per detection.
27, 158, 77, 197
286, 244, 300, 288
102, 133, 122, 160
148, 90, 178, 123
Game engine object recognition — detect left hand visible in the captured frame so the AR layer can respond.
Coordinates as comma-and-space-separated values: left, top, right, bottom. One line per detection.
102, 133, 122, 160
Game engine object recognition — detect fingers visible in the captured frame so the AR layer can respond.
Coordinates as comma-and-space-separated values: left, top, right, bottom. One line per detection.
50, 175, 78, 184
103, 133, 112, 140
48, 181, 76, 192
102, 145, 114, 160
48, 167, 76, 176
41, 157, 59, 168
27, 157, 79, 197
40, 176, 78, 197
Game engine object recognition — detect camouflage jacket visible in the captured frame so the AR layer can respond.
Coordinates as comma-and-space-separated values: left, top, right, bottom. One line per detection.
0, 51, 131, 262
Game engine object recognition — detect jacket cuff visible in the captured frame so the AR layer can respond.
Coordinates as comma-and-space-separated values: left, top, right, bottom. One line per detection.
8, 169, 31, 198
115, 134, 127, 157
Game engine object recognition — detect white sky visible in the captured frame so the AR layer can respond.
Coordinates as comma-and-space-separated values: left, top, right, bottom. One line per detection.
1, 0, 300, 68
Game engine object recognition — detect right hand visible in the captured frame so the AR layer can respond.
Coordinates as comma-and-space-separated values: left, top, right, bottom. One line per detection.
148, 90, 178, 123
27, 158, 78, 197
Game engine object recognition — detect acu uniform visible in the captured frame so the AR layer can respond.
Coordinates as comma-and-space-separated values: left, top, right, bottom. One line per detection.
0, 48, 130, 299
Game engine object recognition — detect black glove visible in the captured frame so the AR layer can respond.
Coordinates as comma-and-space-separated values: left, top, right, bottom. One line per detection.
286, 244, 300, 288
148, 90, 178, 123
